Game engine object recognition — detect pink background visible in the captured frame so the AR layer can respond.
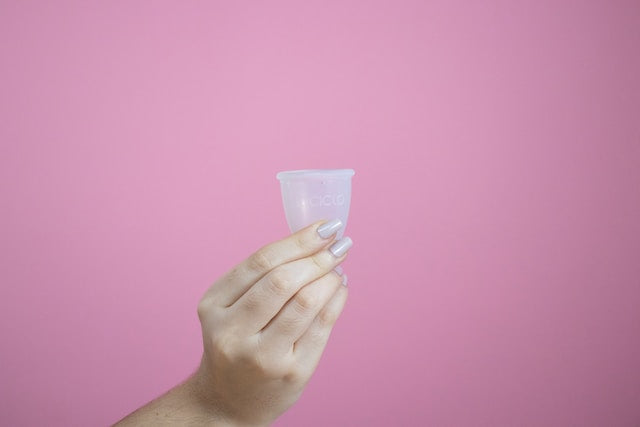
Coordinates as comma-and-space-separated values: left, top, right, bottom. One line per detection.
1, 1, 639, 426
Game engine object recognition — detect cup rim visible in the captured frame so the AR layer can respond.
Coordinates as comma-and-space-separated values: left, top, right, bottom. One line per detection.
276, 169, 355, 180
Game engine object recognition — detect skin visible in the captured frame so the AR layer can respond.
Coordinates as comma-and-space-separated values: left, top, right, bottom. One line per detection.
115, 220, 350, 426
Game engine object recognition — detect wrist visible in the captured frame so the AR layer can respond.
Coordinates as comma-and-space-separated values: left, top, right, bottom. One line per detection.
114, 368, 241, 427
185, 371, 236, 426
188, 364, 272, 427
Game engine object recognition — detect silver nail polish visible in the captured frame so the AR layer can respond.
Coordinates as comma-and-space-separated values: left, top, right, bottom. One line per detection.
334, 265, 344, 276
342, 274, 348, 286
329, 237, 353, 257
317, 219, 343, 239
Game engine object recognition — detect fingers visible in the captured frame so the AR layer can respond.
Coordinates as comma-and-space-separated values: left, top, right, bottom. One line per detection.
205, 219, 344, 307
259, 271, 344, 354
230, 237, 353, 333
293, 284, 348, 373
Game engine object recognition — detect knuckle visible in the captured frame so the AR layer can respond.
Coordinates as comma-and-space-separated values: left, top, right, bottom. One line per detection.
197, 296, 221, 322
196, 298, 209, 321
293, 290, 319, 313
212, 333, 238, 359
284, 367, 306, 383
294, 231, 315, 251
225, 266, 243, 283
329, 272, 343, 287
304, 327, 325, 345
279, 319, 300, 335
248, 249, 274, 273
254, 350, 287, 378
266, 269, 293, 296
318, 306, 339, 327
310, 253, 331, 272
240, 292, 261, 312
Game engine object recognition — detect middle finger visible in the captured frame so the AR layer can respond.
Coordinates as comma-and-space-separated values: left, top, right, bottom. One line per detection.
229, 237, 353, 333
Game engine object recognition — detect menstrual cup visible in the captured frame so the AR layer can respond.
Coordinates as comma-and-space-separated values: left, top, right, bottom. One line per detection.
276, 169, 355, 239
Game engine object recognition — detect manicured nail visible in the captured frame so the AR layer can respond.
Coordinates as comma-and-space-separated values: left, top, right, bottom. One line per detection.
334, 265, 344, 276
329, 237, 353, 257
342, 274, 348, 286
317, 219, 343, 239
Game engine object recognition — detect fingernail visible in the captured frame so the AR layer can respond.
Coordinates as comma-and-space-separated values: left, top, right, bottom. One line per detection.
329, 237, 353, 257
342, 273, 348, 286
317, 219, 343, 239
334, 265, 344, 276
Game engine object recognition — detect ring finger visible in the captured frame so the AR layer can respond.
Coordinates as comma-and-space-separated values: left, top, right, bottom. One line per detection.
258, 271, 344, 354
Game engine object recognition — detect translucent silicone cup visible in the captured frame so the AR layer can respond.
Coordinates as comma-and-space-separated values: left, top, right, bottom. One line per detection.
276, 169, 355, 239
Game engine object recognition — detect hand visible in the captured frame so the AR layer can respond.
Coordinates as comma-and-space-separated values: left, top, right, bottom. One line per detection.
193, 220, 352, 426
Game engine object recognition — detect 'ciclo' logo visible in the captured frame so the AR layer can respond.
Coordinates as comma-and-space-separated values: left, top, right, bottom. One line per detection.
309, 194, 346, 207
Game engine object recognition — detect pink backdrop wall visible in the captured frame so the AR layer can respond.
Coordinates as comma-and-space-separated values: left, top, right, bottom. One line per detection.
1, 1, 639, 426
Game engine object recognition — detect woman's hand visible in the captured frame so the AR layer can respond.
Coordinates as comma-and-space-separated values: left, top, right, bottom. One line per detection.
193, 219, 352, 426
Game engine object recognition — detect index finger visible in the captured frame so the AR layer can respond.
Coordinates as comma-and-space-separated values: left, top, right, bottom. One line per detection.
206, 218, 343, 307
